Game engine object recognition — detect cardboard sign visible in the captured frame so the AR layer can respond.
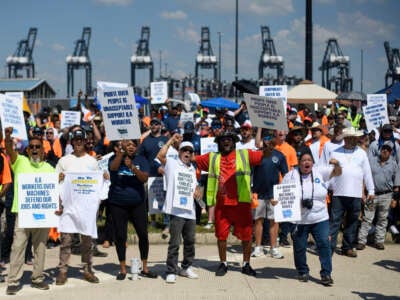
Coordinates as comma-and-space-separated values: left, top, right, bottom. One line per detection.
60, 110, 81, 129
273, 183, 301, 223
151, 81, 168, 104
259, 85, 287, 115
18, 173, 59, 228
98, 86, 141, 140
0, 92, 28, 140
244, 93, 288, 131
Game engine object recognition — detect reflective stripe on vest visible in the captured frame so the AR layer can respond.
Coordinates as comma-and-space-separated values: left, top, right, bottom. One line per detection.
206, 150, 251, 206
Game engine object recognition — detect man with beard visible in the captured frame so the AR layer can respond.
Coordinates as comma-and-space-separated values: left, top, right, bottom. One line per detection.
328, 127, 375, 257
5, 127, 54, 295
195, 131, 263, 277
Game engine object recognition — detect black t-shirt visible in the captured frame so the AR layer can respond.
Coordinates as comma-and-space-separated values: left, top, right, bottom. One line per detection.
108, 154, 149, 206
137, 134, 169, 176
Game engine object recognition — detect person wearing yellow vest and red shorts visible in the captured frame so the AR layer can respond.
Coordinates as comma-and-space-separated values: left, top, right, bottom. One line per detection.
195, 131, 262, 277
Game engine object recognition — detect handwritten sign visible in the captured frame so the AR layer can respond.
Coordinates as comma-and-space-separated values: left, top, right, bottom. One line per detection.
259, 85, 287, 115
273, 183, 301, 222
244, 93, 288, 131
0, 92, 28, 140
151, 81, 168, 104
18, 173, 59, 228
98, 86, 141, 140
60, 110, 81, 129
172, 170, 195, 211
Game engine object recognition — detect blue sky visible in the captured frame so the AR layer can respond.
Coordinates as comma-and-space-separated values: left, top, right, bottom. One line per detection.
0, 0, 399, 98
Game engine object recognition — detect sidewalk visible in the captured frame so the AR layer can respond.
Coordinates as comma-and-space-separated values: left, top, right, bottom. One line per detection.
0, 241, 399, 299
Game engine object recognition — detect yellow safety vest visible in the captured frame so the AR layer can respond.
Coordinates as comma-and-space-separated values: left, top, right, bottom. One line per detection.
206, 150, 251, 206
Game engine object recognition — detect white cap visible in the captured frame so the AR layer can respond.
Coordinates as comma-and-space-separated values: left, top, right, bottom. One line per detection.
179, 141, 194, 150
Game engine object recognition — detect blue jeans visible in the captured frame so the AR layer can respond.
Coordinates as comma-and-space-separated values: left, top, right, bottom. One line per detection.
292, 220, 332, 277
329, 196, 361, 253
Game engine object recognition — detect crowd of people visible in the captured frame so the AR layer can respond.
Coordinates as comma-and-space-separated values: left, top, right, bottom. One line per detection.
0, 91, 400, 294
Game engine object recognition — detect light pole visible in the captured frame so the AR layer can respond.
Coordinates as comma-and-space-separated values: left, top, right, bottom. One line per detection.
218, 32, 222, 83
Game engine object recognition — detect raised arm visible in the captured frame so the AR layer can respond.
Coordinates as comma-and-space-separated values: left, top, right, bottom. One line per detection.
4, 127, 17, 164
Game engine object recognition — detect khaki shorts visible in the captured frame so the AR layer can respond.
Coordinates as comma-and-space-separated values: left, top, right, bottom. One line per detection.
253, 198, 275, 220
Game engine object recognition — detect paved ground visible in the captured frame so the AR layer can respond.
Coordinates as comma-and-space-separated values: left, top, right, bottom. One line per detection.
0, 239, 399, 299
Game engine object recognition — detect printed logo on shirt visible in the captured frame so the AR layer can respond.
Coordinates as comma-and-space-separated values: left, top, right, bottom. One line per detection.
158, 141, 165, 148
272, 156, 279, 164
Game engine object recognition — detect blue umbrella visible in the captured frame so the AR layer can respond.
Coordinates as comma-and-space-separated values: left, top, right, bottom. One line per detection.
201, 97, 240, 110
135, 94, 149, 105
375, 82, 400, 104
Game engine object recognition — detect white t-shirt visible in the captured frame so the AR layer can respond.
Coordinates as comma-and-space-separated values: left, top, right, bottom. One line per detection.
236, 138, 257, 150
163, 157, 197, 220
319, 140, 344, 166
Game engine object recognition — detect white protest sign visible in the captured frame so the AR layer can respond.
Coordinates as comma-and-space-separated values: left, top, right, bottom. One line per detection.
367, 93, 387, 106
151, 81, 168, 104
172, 170, 195, 211
244, 93, 288, 131
188, 92, 201, 105
273, 183, 301, 223
362, 104, 389, 132
60, 110, 81, 129
200, 137, 218, 154
180, 112, 194, 125
98, 86, 141, 141
59, 172, 104, 237
97, 152, 114, 172
148, 177, 165, 215
0, 92, 28, 140
259, 85, 287, 115
18, 173, 59, 228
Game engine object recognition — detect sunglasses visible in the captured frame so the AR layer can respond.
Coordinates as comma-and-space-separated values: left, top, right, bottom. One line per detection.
293, 131, 303, 136
29, 144, 41, 150
46, 132, 54, 135
180, 148, 193, 153
212, 125, 222, 129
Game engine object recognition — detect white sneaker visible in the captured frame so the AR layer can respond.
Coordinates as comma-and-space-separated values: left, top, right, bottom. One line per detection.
251, 246, 263, 257
179, 267, 199, 279
166, 274, 176, 283
271, 247, 284, 259
390, 225, 400, 235
204, 222, 213, 230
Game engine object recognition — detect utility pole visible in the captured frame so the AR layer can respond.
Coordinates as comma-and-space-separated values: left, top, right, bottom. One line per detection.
159, 50, 162, 78
361, 49, 364, 93
218, 32, 222, 82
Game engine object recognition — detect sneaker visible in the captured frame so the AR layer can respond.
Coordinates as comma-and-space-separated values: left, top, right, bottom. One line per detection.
166, 273, 176, 283
251, 246, 263, 257
179, 267, 199, 279
321, 275, 334, 286
271, 247, 284, 259
298, 273, 309, 282
204, 222, 213, 230
6, 285, 21, 295
375, 243, 385, 250
161, 227, 169, 240
83, 271, 100, 283
31, 281, 50, 290
215, 262, 228, 276
93, 247, 108, 257
56, 271, 68, 285
389, 225, 400, 235
241, 263, 256, 277
356, 243, 366, 250
279, 238, 291, 247
344, 248, 357, 257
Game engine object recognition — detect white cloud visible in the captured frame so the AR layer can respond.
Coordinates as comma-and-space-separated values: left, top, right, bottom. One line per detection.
176, 0, 294, 16
161, 10, 187, 20
176, 26, 200, 44
113, 37, 126, 48
52, 43, 65, 51
93, 0, 132, 6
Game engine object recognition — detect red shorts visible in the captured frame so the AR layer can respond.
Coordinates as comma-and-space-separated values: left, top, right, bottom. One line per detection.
214, 203, 252, 241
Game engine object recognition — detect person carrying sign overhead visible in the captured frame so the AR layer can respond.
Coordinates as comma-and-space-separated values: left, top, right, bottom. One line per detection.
4, 127, 55, 295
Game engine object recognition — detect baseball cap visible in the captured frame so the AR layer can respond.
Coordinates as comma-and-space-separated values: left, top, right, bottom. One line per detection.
184, 121, 195, 134
241, 120, 252, 129
382, 140, 394, 150
179, 141, 194, 151
71, 129, 85, 140
32, 127, 43, 135
211, 119, 222, 129
150, 118, 162, 125
382, 124, 393, 131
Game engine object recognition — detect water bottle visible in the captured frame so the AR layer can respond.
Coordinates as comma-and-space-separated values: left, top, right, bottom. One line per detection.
130, 257, 141, 280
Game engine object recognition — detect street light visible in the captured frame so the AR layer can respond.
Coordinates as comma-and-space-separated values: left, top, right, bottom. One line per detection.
218, 32, 222, 83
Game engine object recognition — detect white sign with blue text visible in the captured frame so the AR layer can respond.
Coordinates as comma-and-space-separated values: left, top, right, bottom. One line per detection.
244, 93, 288, 131
98, 86, 141, 141
363, 94, 389, 131
60, 110, 81, 129
273, 183, 301, 223
0, 92, 28, 140
18, 173, 59, 228
172, 170, 195, 211
259, 85, 287, 115
150, 81, 168, 104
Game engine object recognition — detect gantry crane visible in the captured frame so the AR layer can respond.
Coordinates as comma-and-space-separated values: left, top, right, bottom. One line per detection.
319, 38, 352, 93
66, 27, 92, 97
194, 27, 218, 93
384, 41, 400, 88
131, 26, 154, 88
258, 26, 284, 85
6, 27, 37, 78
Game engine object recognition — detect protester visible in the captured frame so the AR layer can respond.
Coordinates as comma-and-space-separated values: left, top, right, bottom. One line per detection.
195, 131, 263, 277
108, 139, 157, 280
5, 127, 54, 295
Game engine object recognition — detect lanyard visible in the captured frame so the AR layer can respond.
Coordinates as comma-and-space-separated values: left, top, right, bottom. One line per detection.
299, 170, 314, 201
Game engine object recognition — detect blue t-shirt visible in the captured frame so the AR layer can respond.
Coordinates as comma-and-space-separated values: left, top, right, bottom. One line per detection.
164, 115, 180, 132
137, 134, 169, 176
108, 154, 149, 206
252, 149, 288, 200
